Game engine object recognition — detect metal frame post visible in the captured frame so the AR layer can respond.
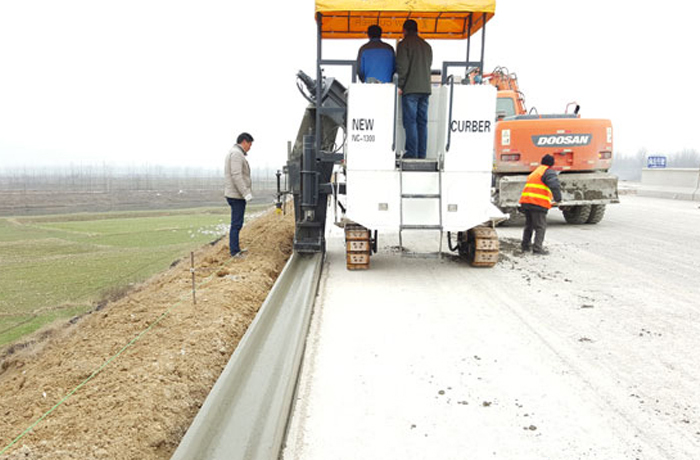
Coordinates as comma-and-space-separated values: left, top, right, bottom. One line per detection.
466, 13, 473, 74
301, 134, 318, 213
480, 13, 487, 71
315, 13, 323, 162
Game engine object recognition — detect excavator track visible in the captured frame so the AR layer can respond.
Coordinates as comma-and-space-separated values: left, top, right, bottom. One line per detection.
459, 225, 500, 267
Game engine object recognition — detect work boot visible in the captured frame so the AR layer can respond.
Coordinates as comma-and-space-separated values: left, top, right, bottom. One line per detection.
532, 247, 549, 255
520, 244, 531, 253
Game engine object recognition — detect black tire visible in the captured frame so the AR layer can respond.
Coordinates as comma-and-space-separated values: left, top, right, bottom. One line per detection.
562, 205, 592, 224
586, 204, 606, 224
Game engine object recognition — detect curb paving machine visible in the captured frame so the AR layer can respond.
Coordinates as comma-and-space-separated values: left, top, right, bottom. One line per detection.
485, 67, 619, 225
281, 0, 506, 270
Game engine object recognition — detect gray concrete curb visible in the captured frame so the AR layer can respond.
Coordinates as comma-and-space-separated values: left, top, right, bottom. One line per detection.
170, 252, 323, 460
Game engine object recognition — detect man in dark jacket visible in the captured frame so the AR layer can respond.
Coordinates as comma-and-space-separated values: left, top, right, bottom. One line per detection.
356, 25, 395, 83
396, 19, 432, 159
519, 154, 562, 255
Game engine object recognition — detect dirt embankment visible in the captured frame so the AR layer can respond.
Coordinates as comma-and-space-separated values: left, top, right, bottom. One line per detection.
0, 208, 294, 459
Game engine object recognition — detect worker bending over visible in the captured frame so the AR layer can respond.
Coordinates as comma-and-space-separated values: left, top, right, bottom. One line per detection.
519, 154, 561, 255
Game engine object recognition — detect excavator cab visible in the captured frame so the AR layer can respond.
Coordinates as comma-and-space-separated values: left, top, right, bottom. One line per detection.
285, 0, 505, 268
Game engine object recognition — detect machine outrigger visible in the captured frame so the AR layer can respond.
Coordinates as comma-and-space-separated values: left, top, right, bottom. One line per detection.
282, 0, 506, 269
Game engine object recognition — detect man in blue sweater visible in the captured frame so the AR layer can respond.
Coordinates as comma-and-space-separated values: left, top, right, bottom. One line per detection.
356, 25, 395, 83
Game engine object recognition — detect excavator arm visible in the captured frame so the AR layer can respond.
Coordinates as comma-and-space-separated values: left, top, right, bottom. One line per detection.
483, 66, 527, 115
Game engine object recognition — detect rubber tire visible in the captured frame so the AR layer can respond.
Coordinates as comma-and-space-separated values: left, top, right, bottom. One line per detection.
586, 204, 606, 224
562, 205, 592, 224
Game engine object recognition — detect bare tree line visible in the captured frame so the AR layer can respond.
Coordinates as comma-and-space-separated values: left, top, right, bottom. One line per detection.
2, 148, 698, 195
0, 164, 282, 193
610, 149, 700, 181
0, 164, 286, 216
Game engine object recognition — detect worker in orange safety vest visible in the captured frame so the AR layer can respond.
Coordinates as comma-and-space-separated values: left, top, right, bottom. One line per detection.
519, 154, 562, 255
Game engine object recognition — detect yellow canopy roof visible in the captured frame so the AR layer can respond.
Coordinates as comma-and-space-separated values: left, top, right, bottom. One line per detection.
315, 0, 496, 39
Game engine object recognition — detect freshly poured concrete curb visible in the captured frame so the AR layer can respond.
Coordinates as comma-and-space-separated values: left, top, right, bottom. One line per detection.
171, 252, 323, 460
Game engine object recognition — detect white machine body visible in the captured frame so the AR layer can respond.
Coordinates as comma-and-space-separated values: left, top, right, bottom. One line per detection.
343, 83, 505, 233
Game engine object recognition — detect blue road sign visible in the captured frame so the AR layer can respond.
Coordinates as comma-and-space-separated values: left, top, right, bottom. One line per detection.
647, 156, 667, 168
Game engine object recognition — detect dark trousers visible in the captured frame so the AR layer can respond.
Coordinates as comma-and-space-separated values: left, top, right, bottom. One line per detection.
226, 197, 246, 255
522, 207, 548, 251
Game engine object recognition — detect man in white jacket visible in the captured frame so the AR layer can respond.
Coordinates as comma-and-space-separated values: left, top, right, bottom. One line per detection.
224, 132, 254, 257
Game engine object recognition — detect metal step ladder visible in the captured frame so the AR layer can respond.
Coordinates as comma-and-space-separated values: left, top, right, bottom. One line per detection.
398, 159, 443, 257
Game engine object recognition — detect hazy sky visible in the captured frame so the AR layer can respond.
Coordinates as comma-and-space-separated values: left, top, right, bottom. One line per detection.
0, 0, 697, 171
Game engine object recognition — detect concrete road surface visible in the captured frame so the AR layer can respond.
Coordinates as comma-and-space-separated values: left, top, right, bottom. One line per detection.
283, 196, 700, 460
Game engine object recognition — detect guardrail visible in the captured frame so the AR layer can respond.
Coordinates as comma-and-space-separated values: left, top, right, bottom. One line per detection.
170, 252, 323, 460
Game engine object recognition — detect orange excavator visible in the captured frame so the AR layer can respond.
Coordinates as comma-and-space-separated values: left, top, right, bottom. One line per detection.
484, 66, 618, 224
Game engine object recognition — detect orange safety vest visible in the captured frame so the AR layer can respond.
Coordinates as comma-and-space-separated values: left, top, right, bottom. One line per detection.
519, 165, 553, 209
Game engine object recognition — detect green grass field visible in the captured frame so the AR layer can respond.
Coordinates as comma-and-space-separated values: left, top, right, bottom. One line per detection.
0, 206, 264, 347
